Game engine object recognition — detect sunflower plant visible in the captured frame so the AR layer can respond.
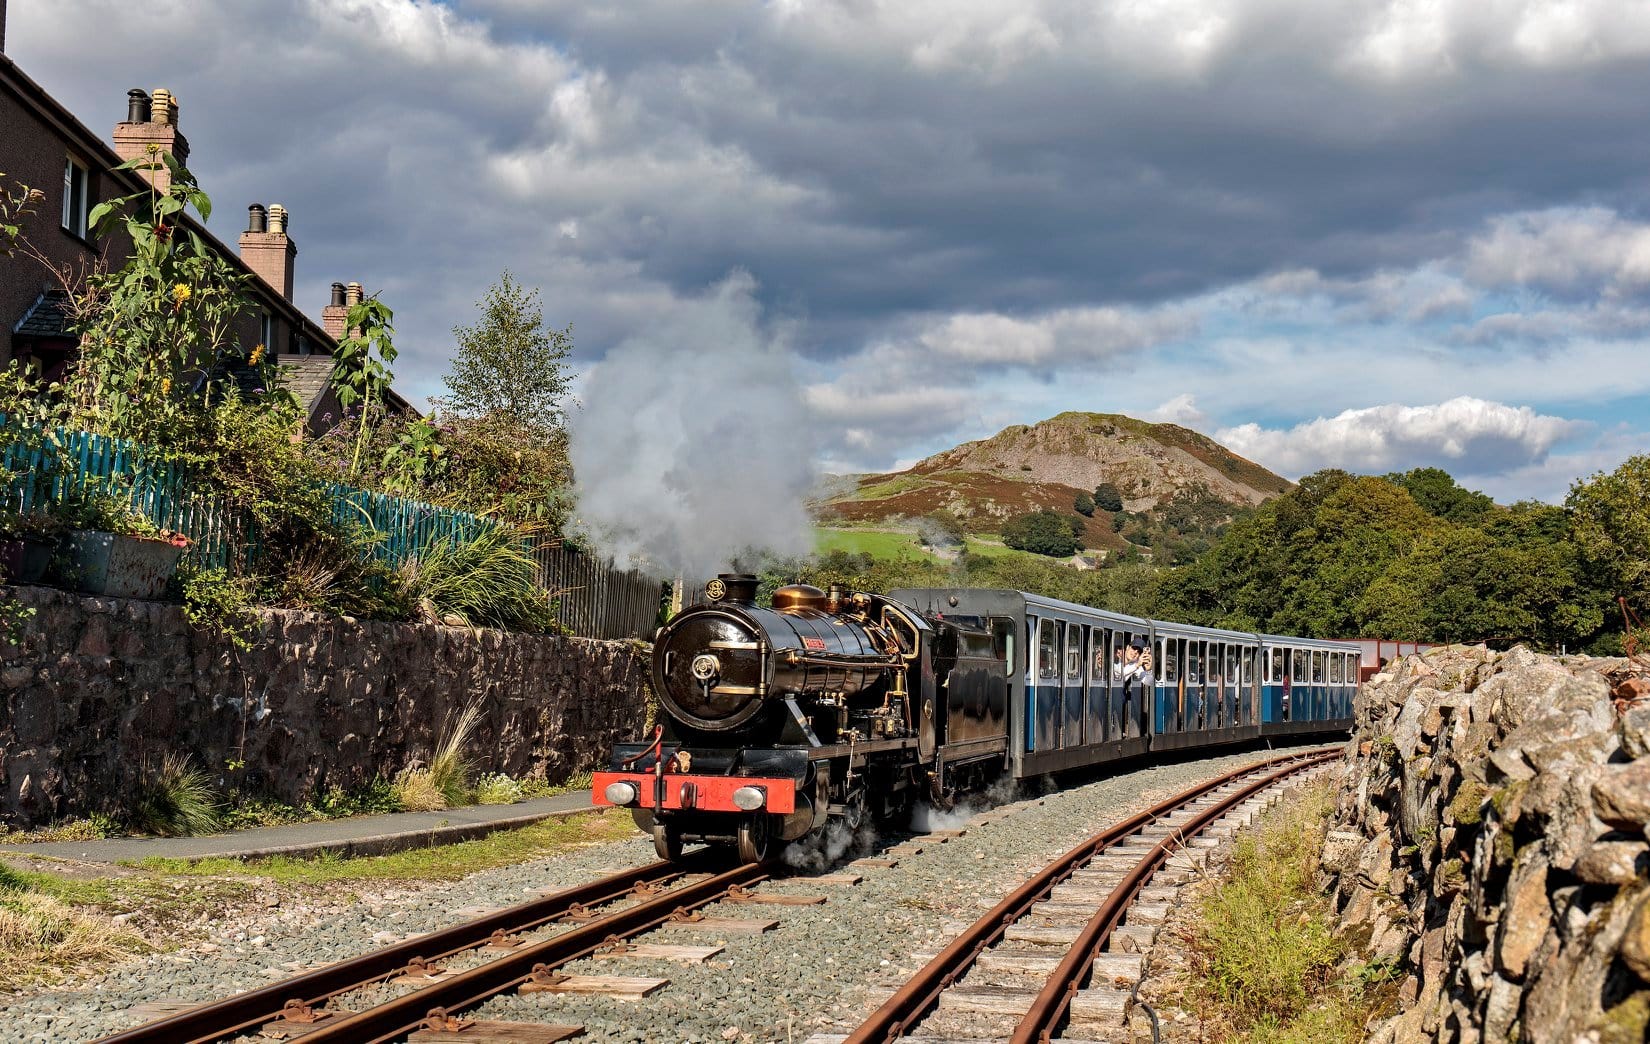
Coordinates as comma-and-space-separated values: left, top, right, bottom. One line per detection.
65, 150, 272, 448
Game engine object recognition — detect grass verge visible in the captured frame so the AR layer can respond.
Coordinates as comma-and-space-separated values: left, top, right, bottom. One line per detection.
1175, 780, 1400, 1042
129, 808, 640, 885
0, 861, 155, 990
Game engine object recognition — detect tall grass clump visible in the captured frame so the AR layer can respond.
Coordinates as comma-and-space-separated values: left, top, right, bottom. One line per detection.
126, 753, 222, 837
398, 526, 558, 632
1179, 780, 1392, 1041
394, 700, 485, 811
0, 859, 148, 985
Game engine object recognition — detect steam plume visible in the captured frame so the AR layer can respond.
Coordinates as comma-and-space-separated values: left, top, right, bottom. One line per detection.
569, 273, 817, 578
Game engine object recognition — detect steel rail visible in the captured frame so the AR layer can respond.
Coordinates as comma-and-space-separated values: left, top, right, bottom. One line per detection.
294, 860, 771, 1044
843, 747, 1337, 1044
98, 852, 721, 1044
1009, 750, 1338, 1043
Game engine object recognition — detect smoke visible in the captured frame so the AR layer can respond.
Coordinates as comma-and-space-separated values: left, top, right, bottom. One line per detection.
568, 272, 817, 578
907, 773, 1022, 833
782, 820, 879, 873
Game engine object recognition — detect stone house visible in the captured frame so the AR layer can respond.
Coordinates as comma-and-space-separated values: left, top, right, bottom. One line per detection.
0, 4, 409, 433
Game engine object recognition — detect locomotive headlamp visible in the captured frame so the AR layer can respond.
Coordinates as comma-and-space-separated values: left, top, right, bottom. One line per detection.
604, 781, 640, 806
690, 654, 721, 682
731, 785, 767, 811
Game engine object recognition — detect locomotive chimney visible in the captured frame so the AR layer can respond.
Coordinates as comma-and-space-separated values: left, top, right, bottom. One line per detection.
712, 573, 759, 606
826, 583, 845, 614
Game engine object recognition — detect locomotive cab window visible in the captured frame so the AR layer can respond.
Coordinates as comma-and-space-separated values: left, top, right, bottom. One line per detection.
989, 617, 1015, 673
1038, 619, 1057, 680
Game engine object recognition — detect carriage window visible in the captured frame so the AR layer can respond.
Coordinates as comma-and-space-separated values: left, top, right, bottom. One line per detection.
1226, 648, 1238, 688
1330, 655, 1342, 684
1161, 640, 1177, 683
1186, 642, 1200, 685
1291, 650, 1306, 683
1065, 624, 1082, 680
1038, 619, 1057, 680
1270, 649, 1283, 684
1095, 629, 1113, 683
1241, 649, 1253, 686
1312, 651, 1324, 683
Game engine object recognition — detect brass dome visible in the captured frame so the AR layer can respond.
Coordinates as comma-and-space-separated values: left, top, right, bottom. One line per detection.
771, 584, 828, 613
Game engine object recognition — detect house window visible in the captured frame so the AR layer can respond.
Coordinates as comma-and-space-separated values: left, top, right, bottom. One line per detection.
62, 157, 89, 238
259, 312, 274, 354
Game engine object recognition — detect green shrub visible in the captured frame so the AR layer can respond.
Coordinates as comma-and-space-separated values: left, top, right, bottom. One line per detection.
126, 754, 222, 837
393, 701, 486, 810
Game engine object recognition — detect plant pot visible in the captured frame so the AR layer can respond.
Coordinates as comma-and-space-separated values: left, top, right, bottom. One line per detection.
0, 538, 52, 585
62, 530, 185, 600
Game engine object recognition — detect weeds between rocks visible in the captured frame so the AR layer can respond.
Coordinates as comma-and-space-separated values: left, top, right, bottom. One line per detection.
1172, 780, 1398, 1043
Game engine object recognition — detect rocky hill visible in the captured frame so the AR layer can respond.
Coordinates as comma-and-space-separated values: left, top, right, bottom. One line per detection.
817, 412, 1290, 547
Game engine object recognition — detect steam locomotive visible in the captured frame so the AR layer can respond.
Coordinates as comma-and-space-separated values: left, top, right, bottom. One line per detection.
592, 574, 1359, 862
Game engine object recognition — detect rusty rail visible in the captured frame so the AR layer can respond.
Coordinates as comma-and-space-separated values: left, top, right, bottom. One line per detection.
295, 860, 770, 1044
98, 853, 723, 1044
844, 747, 1338, 1044
1009, 750, 1337, 1043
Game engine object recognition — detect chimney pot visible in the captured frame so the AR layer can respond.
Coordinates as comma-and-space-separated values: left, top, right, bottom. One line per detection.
330, 282, 347, 307
345, 281, 363, 306
125, 89, 151, 124
150, 88, 173, 126
246, 203, 267, 233
267, 204, 287, 236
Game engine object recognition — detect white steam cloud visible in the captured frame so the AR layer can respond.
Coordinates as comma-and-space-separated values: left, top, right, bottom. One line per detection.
568, 273, 817, 578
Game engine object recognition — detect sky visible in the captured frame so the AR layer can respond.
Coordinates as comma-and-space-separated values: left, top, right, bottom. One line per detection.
10, 0, 1650, 509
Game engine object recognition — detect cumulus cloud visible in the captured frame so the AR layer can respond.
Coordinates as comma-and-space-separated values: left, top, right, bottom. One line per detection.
1145, 394, 1210, 428
1217, 397, 1585, 477
1464, 208, 1650, 297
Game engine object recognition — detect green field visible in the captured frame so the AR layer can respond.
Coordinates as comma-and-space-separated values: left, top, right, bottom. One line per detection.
814, 527, 931, 557
813, 528, 1071, 569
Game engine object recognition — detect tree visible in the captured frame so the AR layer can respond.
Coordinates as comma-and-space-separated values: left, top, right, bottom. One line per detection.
1074, 491, 1095, 517
1093, 483, 1124, 513
1385, 467, 1494, 523
1002, 510, 1083, 557
440, 271, 574, 433
1567, 455, 1650, 609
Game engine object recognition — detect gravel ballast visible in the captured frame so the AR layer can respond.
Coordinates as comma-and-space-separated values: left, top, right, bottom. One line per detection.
0, 743, 1331, 1043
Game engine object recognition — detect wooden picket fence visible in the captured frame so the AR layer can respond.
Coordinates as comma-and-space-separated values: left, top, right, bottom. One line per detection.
0, 424, 663, 640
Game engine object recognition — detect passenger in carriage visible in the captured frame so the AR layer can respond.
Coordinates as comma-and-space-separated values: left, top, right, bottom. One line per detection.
1120, 636, 1154, 736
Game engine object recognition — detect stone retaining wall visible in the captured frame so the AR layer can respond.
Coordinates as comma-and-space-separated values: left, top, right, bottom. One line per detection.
1323, 645, 1650, 1043
0, 584, 652, 827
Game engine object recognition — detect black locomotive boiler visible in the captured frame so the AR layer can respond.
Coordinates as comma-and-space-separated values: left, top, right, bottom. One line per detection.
592, 574, 1008, 862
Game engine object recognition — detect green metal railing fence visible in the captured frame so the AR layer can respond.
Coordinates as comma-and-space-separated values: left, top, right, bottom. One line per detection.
0, 425, 663, 639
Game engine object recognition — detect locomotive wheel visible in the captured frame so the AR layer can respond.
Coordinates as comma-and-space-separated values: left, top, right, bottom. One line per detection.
736, 814, 772, 863
652, 821, 683, 861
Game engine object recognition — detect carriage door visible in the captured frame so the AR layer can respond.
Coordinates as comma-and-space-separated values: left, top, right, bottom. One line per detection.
1034, 618, 1058, 752
1224, 645, 1239, 729
1090, 628, 1109, 744
1240, 647, 1255, 727
1062, 622, 1084, 748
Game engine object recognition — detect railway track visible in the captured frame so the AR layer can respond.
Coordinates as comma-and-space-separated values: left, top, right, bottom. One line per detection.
828, 747, 1339, 1043
96, 748, 1334, 1044
97, 849, 773, 1044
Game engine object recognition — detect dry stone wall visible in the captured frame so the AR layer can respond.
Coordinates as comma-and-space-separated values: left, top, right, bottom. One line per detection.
0, 584, 652, 827
1323, 644, 1650, 1043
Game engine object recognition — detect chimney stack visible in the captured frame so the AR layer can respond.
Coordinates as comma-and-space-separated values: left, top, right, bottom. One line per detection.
239, 202, 296, 301
111, 87, 190, 192
322, 282, 348, 341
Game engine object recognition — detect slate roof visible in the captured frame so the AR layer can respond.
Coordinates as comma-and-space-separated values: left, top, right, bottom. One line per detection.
12, 290, 74, 340
279, 354, 337, 411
